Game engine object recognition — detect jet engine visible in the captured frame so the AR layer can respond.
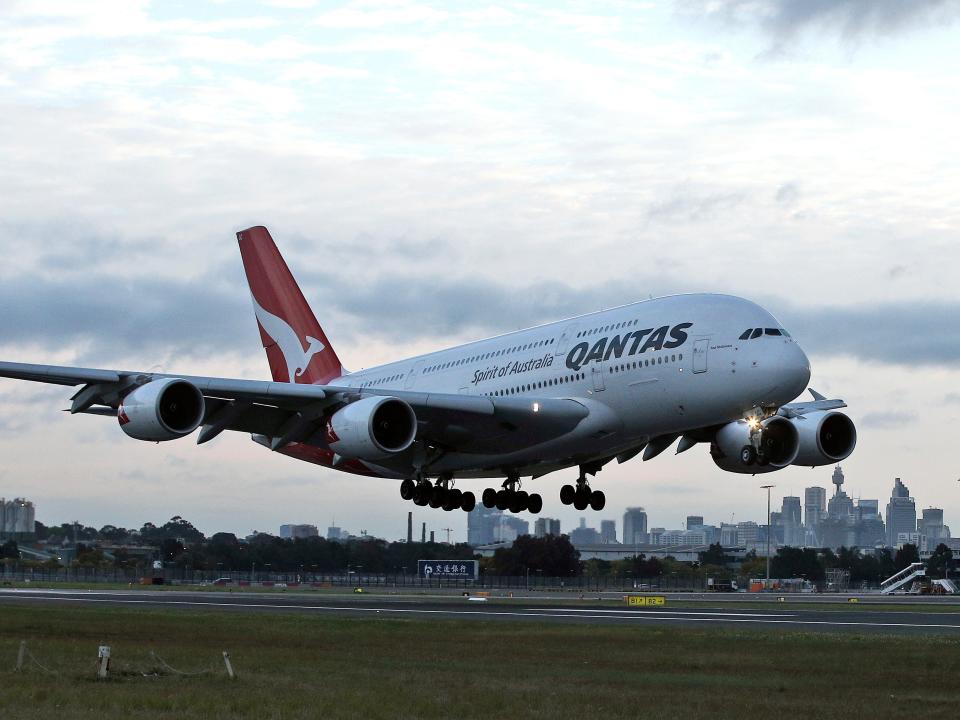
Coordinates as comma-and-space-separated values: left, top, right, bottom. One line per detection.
711, 416, 799, 474
327, 396, 417, 461
118, 378, 205, 442
790, 410, 857, 467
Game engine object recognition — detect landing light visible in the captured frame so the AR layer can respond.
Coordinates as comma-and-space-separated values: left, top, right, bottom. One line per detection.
747, 416, 760, 430
532, 402, 540, 413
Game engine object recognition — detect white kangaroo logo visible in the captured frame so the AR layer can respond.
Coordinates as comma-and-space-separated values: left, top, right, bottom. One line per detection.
251, 295, 325, 383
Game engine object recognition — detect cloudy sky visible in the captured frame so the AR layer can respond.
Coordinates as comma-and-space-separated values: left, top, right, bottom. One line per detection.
1, 0, 959, 542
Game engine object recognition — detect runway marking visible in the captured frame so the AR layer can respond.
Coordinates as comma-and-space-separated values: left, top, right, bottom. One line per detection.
528, 608, 795, 618
3, 593, 960, 630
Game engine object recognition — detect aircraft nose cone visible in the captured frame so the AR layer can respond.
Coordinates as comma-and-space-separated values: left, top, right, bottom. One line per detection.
778, 341, 811, 400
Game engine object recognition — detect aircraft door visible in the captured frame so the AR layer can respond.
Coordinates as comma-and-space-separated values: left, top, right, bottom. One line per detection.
693, 338, 709, 374
404, 361, 424, 389
554, 324, 578, 357
591, 363, 606, 392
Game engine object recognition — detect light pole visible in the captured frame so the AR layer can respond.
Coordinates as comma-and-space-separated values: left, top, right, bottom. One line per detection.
761, 484, 775, 589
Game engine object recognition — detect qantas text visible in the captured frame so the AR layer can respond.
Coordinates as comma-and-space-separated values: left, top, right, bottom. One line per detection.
564, 323, 693, 371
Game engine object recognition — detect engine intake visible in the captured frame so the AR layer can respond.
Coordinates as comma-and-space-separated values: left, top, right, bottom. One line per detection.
119, 378, 205, 442
791, 410, 857, 466
328, 396, 417, 461
711, 415, 799, 474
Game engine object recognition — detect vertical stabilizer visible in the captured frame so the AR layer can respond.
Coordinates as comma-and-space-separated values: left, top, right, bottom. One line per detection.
237, 226, 343, 385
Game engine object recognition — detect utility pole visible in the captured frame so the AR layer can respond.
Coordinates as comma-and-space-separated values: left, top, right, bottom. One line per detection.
761, 484, 775, 589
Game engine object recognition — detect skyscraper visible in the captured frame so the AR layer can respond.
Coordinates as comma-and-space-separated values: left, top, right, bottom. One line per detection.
919, 508, 949, 542
600, 520, 617, 544
534, 517, 561, 538
782, 496, 802, 547
804, 487, 826, 529
686, 516, 704, 529
467, 505, 501, 546
623, 507, 648, 546
885, 478, 917, 547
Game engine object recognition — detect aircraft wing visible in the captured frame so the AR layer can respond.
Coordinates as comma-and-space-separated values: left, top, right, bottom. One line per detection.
778, 388, 847, 418
0, 361, 589, 454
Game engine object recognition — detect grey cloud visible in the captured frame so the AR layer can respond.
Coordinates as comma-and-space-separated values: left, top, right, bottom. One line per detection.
681, 0, 960, 40
775, 182, 800, 205
860, 411, 917, 429
645, 189, 747, 224
944, 393, 960, 405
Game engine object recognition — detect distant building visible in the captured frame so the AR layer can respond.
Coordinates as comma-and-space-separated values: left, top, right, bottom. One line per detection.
649, 527, 665, 545
720, 523, 738, 546
886, 478, 917, 547
493, 515, 529, 543
534, 517, 561, 538
855, 499, 885, 547
279, 524, 318, 540
804, 486, 826, 531
468, 506, 501, 546
623, 508, 648, 545
326, 526, 345, 541
686, 516, 704, 529
782, 496, 802, 547
736, 521, 759, 548
0, 498, 35, 539
599, 520, 617, 544
662, 529, 709, 546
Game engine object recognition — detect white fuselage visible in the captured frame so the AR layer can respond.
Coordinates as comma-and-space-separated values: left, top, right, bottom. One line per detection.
338, 294, 811, 479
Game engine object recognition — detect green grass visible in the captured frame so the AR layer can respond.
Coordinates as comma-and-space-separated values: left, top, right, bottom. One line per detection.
1, 603, 959, 719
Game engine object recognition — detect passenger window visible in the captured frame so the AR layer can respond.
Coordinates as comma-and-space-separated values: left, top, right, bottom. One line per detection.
751, 328, 763, 339
739, 329, 752, 340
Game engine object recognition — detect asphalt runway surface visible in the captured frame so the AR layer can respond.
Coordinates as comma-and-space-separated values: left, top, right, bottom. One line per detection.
3, 588, 960, 635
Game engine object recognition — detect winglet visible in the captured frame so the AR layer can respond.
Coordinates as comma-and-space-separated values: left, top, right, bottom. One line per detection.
809, 388, 826, 401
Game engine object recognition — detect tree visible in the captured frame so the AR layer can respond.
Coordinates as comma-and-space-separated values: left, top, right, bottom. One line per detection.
699, 543, 727, 567
489, 535, 580, 577
894, 543, 920, 571
0, 539, 18, 559
770, 547, 825, 582
926, 543, 954, 579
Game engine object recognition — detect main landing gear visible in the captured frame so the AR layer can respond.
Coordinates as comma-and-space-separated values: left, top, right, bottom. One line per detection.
559, 466, 605, 511
400, 475, 476, 512
481, 475, 543, 515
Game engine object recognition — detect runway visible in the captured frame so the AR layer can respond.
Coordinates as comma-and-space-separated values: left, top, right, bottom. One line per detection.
3, 588, 960, 635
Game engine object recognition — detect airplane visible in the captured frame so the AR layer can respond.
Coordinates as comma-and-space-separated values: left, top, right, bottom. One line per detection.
0, 226, 856, 515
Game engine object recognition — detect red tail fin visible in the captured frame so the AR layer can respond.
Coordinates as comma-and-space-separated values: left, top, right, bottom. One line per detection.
237, 226, 344, 385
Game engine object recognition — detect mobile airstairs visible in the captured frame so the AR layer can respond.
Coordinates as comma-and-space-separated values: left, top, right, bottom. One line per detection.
880, 563, 925, 595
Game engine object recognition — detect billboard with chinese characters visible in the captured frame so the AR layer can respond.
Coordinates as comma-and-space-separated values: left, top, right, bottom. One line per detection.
418, 560, 479, 580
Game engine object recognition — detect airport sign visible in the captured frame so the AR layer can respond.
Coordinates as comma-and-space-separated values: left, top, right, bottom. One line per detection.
418, 560, 479, 579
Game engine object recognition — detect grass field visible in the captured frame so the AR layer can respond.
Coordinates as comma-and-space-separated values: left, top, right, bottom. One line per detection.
2, 603, 959, 719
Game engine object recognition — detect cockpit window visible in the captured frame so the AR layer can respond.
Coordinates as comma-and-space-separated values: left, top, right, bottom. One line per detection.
750, 328, 763, 339
782, 329, 791, 337
739, 329, 752, 340
765, 328, 782, 336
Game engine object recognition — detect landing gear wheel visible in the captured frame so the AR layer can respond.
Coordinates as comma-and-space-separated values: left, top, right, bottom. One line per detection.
414, 480, 432, 505
589, 490, 606, 511
510, 491, 528, 514
400, 479, 415, 500
756, 452, 770, 467
429, 487, 446, 509
495, 490, 510, 511
482, 488, 497, 508
460, 491, 476, 512
740, 445, 757, 466
527, 493, 543, 514
573, 487, 590, 511
448, 488, 462, 507
560, 484, 576, 505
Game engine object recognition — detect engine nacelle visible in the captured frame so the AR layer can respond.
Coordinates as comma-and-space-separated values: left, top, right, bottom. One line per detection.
119, 379, 205, 442
790, 410, 857, 467
711, 416, 799, 474
327, 396, 417, 461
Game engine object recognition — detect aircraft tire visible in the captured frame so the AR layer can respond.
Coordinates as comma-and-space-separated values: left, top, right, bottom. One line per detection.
740, 445, 756, 465
560, 484, 576, 505
510, 492, 527, 514
495, 490, 510, 511
589, 490, 605, 511
573, 488, 590, 511
527, 493, 543, 514
400, 479, 415, 500
482, 488, 497, 508
414, 490, 430, 506
460, 491, 476, 512
430, 487, 446, 509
